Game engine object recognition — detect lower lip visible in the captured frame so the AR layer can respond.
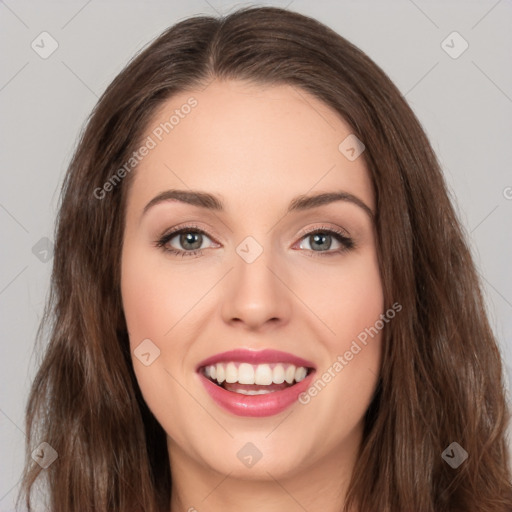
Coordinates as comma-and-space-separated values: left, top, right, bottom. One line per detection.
198, 370, 316, 417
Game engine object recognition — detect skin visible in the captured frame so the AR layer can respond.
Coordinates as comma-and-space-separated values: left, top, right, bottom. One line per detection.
120, 79, 383, 512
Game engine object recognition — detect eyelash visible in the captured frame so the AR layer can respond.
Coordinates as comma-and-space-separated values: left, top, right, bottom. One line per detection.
154, 224, 355, 258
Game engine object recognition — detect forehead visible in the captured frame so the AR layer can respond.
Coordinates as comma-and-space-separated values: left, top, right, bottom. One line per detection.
126, 79, 374, 216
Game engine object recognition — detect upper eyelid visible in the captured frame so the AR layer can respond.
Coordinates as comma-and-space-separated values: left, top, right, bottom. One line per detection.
296, 224, 351, 239
161, 224, 348, 237
160, 224, 213, 238
160, 226, 218, 245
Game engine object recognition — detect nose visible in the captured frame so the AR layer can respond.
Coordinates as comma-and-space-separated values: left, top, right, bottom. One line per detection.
220, 246, 292, 331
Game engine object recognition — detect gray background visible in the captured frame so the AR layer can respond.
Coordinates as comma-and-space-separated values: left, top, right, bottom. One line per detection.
1, 0, 511, 509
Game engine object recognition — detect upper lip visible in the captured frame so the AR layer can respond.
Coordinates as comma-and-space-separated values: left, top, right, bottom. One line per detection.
196, 348, 316, 371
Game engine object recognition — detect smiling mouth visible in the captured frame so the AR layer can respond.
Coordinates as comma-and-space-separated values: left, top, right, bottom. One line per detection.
199, 362, 315, 395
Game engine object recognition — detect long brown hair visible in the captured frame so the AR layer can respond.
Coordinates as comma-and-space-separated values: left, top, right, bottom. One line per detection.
18, 6, 512, 512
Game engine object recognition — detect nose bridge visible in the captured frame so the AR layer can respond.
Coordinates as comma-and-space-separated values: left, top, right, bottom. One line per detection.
220, 234, 291, 329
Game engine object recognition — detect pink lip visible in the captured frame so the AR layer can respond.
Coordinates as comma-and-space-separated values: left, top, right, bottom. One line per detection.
196, 348, 315, 370
198, 370, 316, 417
196, 349, 316, 417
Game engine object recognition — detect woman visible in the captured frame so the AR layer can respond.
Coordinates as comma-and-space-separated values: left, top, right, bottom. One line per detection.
19, 6, 512, 512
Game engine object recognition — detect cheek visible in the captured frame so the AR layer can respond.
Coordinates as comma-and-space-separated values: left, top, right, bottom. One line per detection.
332, 259, 383, 342
120, 241, 205, 384
120, 244, 192, 431
329, 251, 384, 377
295, 250, 383, 429
120, 244, 190, 340
300, 249, 384, 346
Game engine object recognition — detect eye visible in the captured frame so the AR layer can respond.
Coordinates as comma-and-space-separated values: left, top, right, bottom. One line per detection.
155, 225, 218, 257
295, 226, 354, 256
155, 224, 354, 258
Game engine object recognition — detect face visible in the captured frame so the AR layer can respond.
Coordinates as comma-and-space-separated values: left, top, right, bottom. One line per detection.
121, 79, 383, 485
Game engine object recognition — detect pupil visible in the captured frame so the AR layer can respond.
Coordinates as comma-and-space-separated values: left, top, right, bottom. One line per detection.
311, 233, 331, 251
180, 232, 202, 250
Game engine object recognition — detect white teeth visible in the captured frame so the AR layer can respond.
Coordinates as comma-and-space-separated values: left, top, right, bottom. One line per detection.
285, 365, 296, 384
203, 361, 309, 386
225, 362, 238, 383
295, 366, 307, 382
231, 388, 274, 395
216, 363, 225, 383
238, 363, 255, 384
272, 364, 285, 384
254, 364, 273, 385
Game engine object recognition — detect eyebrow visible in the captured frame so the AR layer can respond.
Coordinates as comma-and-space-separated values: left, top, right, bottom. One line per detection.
142, 189, 374, 219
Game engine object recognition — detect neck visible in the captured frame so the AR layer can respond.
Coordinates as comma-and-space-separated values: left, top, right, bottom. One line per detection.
167, 430, 361, 512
